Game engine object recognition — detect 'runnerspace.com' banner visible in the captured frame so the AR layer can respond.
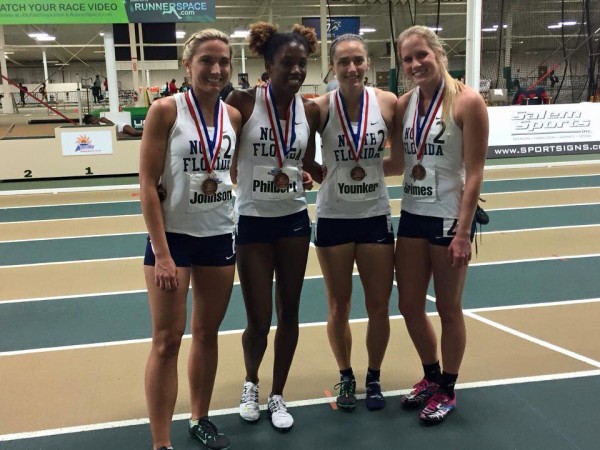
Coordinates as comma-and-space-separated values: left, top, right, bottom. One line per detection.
487, 103, 600, 159
0, 0, 215, 24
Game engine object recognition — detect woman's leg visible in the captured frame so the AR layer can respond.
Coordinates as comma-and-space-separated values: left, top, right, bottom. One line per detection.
272, 235, 310, 395
188, 265, 235, 419
315, 243, 356, 371
236, 243, 276, 384
395, 237, 437, 365
355, 243, 394, 371
144, 266, 191, 450
429, 245, 469, 375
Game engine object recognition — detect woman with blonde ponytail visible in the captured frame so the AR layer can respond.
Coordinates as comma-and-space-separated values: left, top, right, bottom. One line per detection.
226, 21, 320, 433
390, 25, 488, 424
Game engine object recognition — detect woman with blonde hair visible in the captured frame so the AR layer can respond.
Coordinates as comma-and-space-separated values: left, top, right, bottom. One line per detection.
227, 21, 319, 432
391, 25, 488, 424
140, 28, 241, 450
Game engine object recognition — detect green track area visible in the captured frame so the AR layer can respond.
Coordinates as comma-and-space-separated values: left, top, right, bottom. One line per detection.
4, 376, 600, 450
2, 204, 599, 266
0, 201, 140, 223
1, 256, 598, 353
3, 175, 600, 223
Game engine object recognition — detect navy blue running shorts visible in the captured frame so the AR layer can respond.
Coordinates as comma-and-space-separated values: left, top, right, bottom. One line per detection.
144, 232, 236, 267
314, 214, 394, 247
236, 209, 311, 245
396, 210, 476, 246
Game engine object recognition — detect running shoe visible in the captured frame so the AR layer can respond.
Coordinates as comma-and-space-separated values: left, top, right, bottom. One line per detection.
239, 380, 260, 422
334, 375, 357, 410
419, 392, 457, 424
189, 417, 230, 450
365, 380, 385, 411
268, 395, 294, 432
400, 378, 439, 408
157, 447, 173, 450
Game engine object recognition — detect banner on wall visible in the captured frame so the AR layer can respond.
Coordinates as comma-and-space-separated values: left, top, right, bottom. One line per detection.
61, 130, 113, 156
301, 17, 360, 39
0, 0, 215, 24
487, 103, 600, 159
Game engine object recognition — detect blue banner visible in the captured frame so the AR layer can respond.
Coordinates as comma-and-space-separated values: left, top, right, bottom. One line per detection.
302, 17, 360, 39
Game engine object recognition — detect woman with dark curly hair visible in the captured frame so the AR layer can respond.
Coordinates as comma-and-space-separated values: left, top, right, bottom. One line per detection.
226, 21, 320, 432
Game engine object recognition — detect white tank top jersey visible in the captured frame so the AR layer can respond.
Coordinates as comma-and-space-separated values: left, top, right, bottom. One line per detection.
235, 87, 310, 217
316, 87, 391, 219
401, 87, 465, 218
160, 92, 236, 237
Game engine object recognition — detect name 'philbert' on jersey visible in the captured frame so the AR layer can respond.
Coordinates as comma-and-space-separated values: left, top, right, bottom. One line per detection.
401, 87, 465, 219
316, 86, 391, 219
160, 93, 236, 237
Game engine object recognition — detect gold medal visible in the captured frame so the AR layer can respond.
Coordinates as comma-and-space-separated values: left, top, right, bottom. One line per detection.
411, 164, 426, 181
350, 165, 366, 181
202, 177, 218, 195
274, 171, 290, 189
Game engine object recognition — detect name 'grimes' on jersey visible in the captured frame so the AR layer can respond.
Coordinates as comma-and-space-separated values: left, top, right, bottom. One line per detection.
182, 135, 234, 173
403, 119, 446, 157
252, 126, 304, 162
333, 130, 387, 162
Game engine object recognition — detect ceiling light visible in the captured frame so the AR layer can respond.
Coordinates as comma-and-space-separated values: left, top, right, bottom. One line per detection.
28, 32, 47, 38
429, 27, 442, 32
547, 24, 561, 29
359, 28, 376, 33
176, 31, 186, 39
230, 30, 249, 38
562, 21, 577, 26
99, 32, 105, 36
37, 35, 56, 41
482, 27, 497, 32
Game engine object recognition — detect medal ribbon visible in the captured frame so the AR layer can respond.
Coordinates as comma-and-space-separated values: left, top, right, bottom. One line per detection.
335, 88, 369, 164
185, 89, 224, 174
412, 80, 444, 163
264, 83, 296, 168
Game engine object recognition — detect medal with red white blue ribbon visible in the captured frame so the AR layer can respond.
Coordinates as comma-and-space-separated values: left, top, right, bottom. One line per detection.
411, 79, 444, 180
334, 88, 369, 181
264, 83, 296, 188
185, 89, 224, 194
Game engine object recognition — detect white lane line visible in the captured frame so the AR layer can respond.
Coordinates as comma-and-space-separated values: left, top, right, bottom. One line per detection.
485, 160, 600, 170
0, 184, 140, 196
0, 274, 327, 305
0, 214, 140, 224
2, 369, 599, 441
0, 231, 146, 244
483, 186, 596, 195
482, 224, 600, 235
1, 221, 599, 246
465, 310, 600, 369
0, 199, 139, 209
2, 249, 597, 271
485, 202, 600, 211
469, 297, 600, 313
3, 296, 600, 356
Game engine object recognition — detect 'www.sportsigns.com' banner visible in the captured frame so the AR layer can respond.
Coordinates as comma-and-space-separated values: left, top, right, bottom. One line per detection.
487, 103, 600, 159
0, 0, 215, 24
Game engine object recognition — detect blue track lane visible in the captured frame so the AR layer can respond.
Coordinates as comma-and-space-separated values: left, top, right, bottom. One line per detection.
2, 174, 599, 223
1, 256, 598, 352
2, 203, 599, 265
